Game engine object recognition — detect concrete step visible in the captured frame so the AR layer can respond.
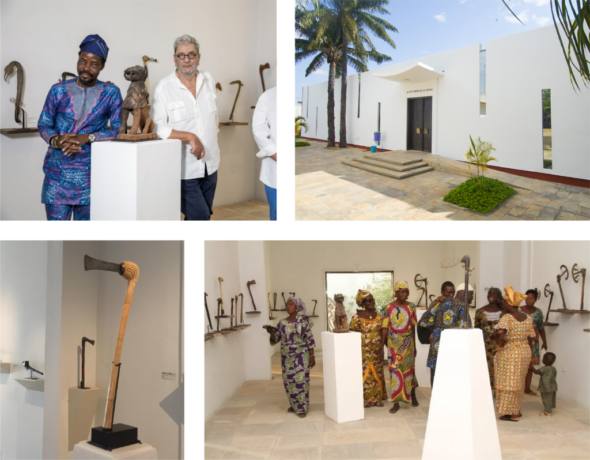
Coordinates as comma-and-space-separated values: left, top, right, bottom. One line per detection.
354, 157, 429, 172
342, 159, 434, 179
365, 154, 423, 166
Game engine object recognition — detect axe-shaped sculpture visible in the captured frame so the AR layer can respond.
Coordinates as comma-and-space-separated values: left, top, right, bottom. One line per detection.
429, 294, 436, 304
22, 361, 43, 379
61, 71, 77, 82
84, 255, 141, 450
259, 63, 270, 92
215, 278, 233, 334
310, 299, 318, 317
4, 61, 25, 127
273, 292, 278, 311
237, 293, 250, 329
543, 284, 559, 326
572, 264, 587, 312
557, 265, 569, 310
223, 298, 238, 332
80, 337, 95, 389
229, 80, 243, 122
460, 255, 472, 327
246, 280, 261, 314
414, 274, 428, 308
268, 293, 276, 320
281, 292, 287, 310
205, 293, 222, 341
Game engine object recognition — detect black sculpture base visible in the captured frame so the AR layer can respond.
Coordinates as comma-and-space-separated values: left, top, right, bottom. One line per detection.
89, 424, 140, 451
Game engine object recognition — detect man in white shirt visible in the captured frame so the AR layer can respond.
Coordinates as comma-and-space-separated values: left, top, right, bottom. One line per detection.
151, 34, 220, 220
252, 86, 277, 220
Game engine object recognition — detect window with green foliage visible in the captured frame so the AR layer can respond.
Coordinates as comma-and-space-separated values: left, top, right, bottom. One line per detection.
325, 271, 393, 331
542, 89, 552, 170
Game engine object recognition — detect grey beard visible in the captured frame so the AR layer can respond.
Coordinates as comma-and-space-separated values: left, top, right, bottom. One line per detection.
177, 64, 198, 77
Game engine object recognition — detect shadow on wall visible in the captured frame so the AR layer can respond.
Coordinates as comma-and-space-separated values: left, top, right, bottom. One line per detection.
25, 388, 44, 408
160, 385, 186, 426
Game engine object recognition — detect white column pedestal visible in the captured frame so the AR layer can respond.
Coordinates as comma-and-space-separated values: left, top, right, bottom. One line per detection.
422, 329, 501, 460
68, 387, 100, 450
71, 442, 158, 459
90, 139, 181, 220
321, 331, 364, 423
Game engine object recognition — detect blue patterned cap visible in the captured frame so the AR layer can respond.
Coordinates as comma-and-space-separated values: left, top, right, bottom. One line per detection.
80, 34, 109, 61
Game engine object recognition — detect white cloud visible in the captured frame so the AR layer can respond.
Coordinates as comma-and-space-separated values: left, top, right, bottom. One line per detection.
459, 0, 469, 3
524, 0, 549, 6
505, 10, 529, 24
434, 12, 447, 22
533, 14, 550, 26
313, 69, 328, 75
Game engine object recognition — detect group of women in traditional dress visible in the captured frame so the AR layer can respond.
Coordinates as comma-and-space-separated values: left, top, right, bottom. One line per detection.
265, 284, 549, 422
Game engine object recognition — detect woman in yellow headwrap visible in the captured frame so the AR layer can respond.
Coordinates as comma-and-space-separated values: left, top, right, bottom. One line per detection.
349, 290, 387, 407
493, 286, 536, 422
381, 281, 419, 414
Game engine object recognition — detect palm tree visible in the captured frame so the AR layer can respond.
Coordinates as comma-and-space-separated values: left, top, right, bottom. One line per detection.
295, 116, 308, 135
311, 0, 398, 147
465, 136, 498, 186
502, 0, 589, 89
297, 2, 393, 147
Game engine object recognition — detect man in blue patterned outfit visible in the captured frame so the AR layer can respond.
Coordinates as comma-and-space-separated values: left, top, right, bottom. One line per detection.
38, 34, 122, 220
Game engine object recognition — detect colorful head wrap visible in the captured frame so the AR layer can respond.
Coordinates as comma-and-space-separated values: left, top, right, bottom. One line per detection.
80, 34, 109, 62
355, 289, 372, 306
503, 285, 527, 307
394, 281, 408, 292
288, 297, 306, 316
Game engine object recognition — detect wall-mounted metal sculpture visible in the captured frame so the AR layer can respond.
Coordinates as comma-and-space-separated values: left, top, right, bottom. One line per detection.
429, 294, 436, 304
4, 61, 25, 127
309, 299, 319, 317
215, 277, 233, 334
205, 293, 222, 341
414, 274, 428, 308
259, 63, 270, 92
281, 292, 287, 310
572, 264, 587, 311
460, 255, 472, 327
543, 284, 559, 326
61, 71, 77, 82
246, 280, 261, 314
141, 55, 157, 105
268, 293, 276, 320
84, 254, 141, 450
22, 361, 43, 379
229, 80, 243, 122
556, 264, 569, 310
80, 337, 95, 389
273, 292, 278, 311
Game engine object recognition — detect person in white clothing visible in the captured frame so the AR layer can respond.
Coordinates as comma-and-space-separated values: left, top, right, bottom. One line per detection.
252, 86, 277, 220
151, 34, 220, 220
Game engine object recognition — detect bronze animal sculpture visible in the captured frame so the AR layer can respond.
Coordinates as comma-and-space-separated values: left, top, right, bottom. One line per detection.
118, 65, 156, 140
332, 294, 349, 333
229, 80, 243, 122
259, 63, 270, 92
4, 61, 24, 125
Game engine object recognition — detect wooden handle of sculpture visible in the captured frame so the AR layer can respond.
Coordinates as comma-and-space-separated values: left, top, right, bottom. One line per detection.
103, 261, 140, 430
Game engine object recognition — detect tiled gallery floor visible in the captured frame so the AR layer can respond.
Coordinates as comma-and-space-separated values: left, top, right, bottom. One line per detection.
205, 353, 590, 460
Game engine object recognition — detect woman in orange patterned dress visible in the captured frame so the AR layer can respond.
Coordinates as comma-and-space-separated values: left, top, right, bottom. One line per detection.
493, 286, 536, 421
349, 290, 387, 407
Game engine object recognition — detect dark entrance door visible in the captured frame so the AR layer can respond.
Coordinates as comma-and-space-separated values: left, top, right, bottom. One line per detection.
407, 97, 433, 152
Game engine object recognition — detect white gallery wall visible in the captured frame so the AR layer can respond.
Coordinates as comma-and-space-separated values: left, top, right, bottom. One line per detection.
264, 241, 479, 388
0, 0, 277, 220
0, 242, 50, 460
204, 241, 271, 421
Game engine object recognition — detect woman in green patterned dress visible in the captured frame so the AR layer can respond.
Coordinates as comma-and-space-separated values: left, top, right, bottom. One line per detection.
349, 290, 387, 407
519, 289, 548, 396
474, 287, 505, 390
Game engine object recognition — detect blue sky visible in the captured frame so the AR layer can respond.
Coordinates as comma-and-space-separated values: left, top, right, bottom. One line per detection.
295, 0, 555, 102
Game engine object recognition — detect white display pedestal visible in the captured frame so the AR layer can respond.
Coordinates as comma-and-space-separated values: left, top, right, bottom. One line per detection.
91, 139, 181, 220
321, 331, 364, 423
69, 387, 100, 450
72, 441, 158, 459
422, 329, 501, 460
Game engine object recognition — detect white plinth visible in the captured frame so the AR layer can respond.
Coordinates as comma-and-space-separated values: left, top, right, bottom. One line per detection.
72, 441, 158, 459
321, 331, 364, 423
422, 329, 501, 460
91, 139, 181, 220
69, 387, 100, 450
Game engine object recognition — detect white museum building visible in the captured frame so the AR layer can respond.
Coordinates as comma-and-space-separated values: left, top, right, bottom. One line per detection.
301, 26, 590, 181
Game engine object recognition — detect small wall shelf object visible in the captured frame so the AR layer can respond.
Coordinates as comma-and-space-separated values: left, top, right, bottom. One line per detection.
0, 127, 39, 135
0, 362, 12, 373
15, 378, 44, 391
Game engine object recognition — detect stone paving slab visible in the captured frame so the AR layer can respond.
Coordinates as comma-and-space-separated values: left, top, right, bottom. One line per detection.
296, 141, 590, 221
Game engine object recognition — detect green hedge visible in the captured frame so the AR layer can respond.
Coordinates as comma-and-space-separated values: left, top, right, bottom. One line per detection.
295, 141, 310, 147
443, 177, 516, 214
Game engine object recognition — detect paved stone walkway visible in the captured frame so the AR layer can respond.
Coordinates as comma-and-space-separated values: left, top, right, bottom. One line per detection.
296, 141, 590, 221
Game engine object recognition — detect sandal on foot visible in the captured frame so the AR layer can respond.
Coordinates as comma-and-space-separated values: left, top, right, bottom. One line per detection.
376, 403, 384, 407
525, 390, 539, 396
287, 407, 294, 413
298, 413, 306, 418
389, 403, 400, 414
499, 415, 519, 422
412, 400, 419, 407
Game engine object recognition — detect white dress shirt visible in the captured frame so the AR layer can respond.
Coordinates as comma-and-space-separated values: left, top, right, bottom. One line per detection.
252, 86, 277, 189
151, 70, 220, 180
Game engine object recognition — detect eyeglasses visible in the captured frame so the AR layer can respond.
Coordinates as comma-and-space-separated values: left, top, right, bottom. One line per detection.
175, 53, 198, 61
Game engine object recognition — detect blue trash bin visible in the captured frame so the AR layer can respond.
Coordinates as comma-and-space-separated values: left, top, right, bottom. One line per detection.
370, 146, 377, 153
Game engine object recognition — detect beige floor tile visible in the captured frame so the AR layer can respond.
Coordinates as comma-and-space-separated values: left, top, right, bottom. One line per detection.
323, 429, 371, 445
279, 421, 325, 435
229, 435, 278, 452
243, 411, 287, 425
222, 399, 258, 408
372, 440, 422, 458
276, 433, 323, 448
220, 447, 272, 459
205, 425, 236, 440
533, 447, 589, 459
234, 424, 281, 437
500, 449, 540, 459
270, 446, 322, 460
323, 419, 368, 432
320, 443, 375, 459
513, 433, 568, 451
369, 427, 416, 442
